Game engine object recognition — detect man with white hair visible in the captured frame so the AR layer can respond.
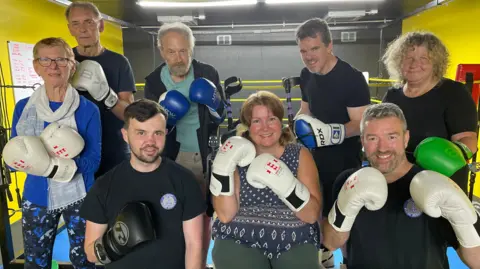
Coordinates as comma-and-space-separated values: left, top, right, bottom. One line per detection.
144, 22, 226, 268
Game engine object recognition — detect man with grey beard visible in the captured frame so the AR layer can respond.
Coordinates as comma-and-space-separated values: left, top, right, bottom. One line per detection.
144, 22, 226, 268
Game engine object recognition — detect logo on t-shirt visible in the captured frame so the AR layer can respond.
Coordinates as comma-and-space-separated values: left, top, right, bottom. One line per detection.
160, 193, 177, 210
404, 198, 422, 218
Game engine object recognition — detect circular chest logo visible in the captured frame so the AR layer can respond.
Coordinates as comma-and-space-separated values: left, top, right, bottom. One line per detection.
160, 193, 177, 210
113, 221, 129, 246
404, 198, 422, 218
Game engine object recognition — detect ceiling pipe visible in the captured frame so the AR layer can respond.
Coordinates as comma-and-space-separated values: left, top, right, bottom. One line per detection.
190, 25, 371, 35
133, 19, 392, 29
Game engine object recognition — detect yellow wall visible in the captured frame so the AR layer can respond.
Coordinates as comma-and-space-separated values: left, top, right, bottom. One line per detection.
402, 0, 480, 197
0, 0, 124, 223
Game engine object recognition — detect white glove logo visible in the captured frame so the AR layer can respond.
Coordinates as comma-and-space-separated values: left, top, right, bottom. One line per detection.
264, 158, 281, 176
12, 160, 29, 170
220, 140, 233, 153
344, 175, 358, 191
51, 146, 68, 157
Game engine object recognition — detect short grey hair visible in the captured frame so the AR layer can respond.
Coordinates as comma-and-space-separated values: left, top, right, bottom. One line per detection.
157, 22, 195, 51
295, 18, 332, 46
65, 1, 102, 20
360, 103, 407, 135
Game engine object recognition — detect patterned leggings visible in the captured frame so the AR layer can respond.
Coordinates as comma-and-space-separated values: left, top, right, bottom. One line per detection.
22, 199, 95, 269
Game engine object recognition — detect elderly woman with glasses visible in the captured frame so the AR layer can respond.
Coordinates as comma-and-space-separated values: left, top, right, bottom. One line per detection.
3, 37, 101, 269
381, 31, 477, 193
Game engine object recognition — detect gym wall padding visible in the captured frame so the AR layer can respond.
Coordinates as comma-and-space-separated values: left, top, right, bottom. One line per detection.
0, 0, 125, 223
402, 0, 480, 197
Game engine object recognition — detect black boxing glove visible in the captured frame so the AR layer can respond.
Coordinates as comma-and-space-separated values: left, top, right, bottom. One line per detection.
94, 202, 156, 264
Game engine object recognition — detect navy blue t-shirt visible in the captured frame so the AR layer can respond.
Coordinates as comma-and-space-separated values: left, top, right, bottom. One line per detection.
331, 165, 473, 269
300, 58, 370, 215
299, 57, 370, 174
74, 48, 136, 177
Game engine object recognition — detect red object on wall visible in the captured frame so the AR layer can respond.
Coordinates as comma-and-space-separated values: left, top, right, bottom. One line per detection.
456, 64, 480, 106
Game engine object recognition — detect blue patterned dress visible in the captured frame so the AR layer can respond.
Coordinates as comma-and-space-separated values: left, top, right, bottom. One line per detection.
212, 143, 320, 259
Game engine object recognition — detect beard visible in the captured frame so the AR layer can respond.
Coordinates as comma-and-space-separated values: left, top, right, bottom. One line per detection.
168, 61, 191, 77
131, 145, 163, 164
367, 150, 404, 175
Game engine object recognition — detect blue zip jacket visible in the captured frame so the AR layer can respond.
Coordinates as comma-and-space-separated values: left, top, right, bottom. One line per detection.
10, 95, 101, 207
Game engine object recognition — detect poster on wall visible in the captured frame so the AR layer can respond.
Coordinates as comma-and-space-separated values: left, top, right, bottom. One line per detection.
7, 41, 43, 104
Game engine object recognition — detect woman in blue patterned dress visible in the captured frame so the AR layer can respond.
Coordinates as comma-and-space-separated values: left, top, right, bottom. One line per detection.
210, 91, 322, 269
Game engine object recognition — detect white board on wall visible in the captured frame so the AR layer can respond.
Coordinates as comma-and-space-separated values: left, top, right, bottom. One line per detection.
7, 41, 43, 104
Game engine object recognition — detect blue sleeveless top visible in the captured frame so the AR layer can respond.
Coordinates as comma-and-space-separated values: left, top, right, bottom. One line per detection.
212, 143, 320, 259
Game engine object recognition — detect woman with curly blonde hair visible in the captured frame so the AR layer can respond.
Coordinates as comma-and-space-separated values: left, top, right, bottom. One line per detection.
382, 31, 477, 192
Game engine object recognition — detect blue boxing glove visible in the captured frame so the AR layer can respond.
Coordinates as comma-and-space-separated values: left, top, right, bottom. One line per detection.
189, 78, 226, 123
294, 114, 345, 148
159, 90, 191, 127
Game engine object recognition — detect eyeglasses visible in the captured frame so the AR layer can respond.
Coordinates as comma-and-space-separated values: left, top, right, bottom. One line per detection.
36, 57, 70, 67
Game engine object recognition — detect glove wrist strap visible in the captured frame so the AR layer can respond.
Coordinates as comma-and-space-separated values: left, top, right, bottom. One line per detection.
328, 201, 356, 232
452, 223, 480, 248
210, 172, 234, 196
283, 181, 310, 212
94, 237, 112, 265
453, 141, 473, 160
48, 158, 77, 183
208, 106, 225, 124
104, 88, 119, 110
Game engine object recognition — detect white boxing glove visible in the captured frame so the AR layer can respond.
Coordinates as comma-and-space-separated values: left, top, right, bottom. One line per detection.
246, 153, 310, 212
410, 170, 480, 248
40, 122, 85, 159
72, 60, 118, 109
294, 114, 345, 148
210, 136, 256, 196
328, 167, 388, 232
3, 136, 77, 183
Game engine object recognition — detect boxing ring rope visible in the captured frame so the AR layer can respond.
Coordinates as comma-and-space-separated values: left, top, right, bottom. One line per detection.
135, 77, 390, 129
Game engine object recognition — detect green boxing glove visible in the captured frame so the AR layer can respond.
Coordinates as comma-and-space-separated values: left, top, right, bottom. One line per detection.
414, 137, 472, 177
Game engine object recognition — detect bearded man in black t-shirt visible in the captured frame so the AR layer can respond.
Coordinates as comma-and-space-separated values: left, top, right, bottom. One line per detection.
323, 103, 480, 269
80, 99, 206, 269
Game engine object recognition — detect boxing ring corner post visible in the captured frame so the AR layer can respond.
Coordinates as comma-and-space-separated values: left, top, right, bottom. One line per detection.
281, 76, 301, 131
465, 72, 479, 201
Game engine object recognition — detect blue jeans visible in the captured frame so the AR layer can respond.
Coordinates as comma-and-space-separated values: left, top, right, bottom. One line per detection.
22, 199, 95, 269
